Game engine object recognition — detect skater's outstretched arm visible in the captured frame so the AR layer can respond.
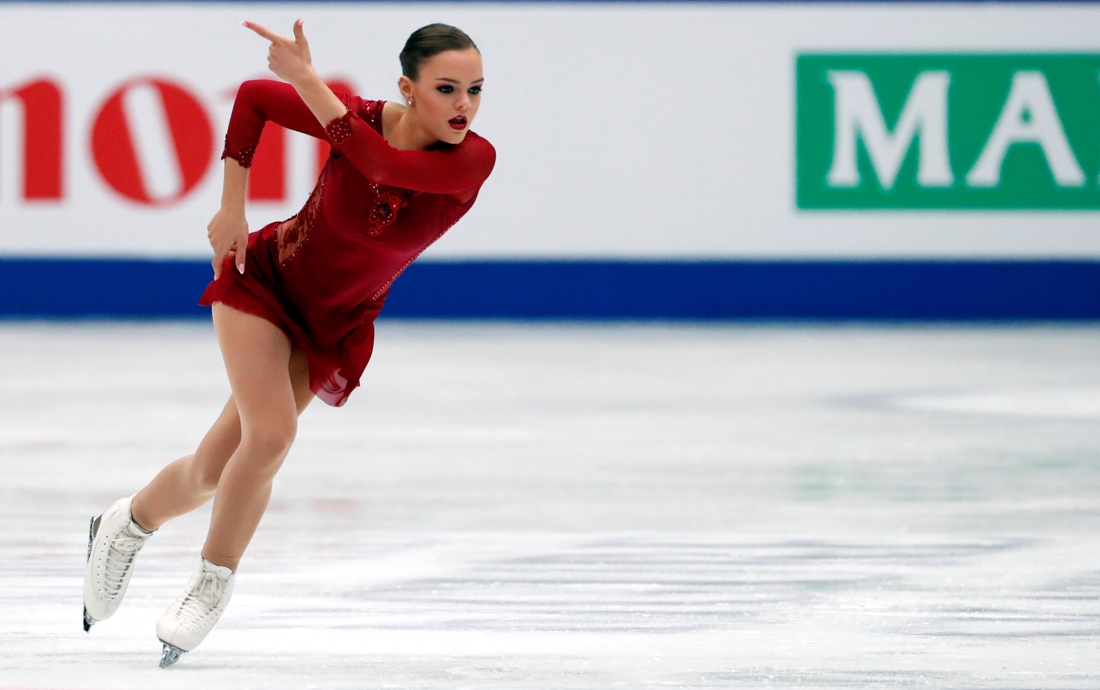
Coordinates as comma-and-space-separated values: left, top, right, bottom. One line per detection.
222, 79, 330, 153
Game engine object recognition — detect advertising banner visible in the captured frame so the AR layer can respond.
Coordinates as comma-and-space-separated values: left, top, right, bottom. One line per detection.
1, 2, 1099, 317
798, 54, 1100, 210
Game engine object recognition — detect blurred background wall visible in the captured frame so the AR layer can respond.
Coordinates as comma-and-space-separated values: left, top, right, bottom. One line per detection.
1, 1, 1098, 319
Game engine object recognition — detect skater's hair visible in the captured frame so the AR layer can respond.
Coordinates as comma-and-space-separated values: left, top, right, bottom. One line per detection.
400, 24, 479, 81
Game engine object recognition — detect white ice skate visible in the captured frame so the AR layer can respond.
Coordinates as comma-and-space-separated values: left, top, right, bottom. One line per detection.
82, 495, 155, 631
156, 557, 235, 668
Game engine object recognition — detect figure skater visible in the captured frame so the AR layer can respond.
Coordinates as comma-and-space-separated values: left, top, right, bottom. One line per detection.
81, 19, 494, 668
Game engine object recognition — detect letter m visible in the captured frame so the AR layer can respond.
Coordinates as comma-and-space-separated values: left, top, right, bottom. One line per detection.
826, 71, 952, 190
0, 78, 64, 200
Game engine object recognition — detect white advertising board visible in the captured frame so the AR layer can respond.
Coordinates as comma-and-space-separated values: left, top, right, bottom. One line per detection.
1, 2, 1099, 260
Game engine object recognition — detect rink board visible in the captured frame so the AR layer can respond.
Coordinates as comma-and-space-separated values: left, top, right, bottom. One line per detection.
2, 258, 1099, 320
1, 1, 1100, 318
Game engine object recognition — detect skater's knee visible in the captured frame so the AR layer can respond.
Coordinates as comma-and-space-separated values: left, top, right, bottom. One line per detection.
241, 420, 296, 465
188, 398, 244, 493
190, 460, 225, 494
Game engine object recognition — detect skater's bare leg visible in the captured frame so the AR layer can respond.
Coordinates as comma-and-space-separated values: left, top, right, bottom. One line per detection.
131, 399, 242, 531
201, 303, 310, 571
131, 330, 313, 533
85, 329, 310, 631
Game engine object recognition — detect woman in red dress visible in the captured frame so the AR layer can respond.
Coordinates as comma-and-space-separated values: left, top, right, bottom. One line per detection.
81, 20, 495, 667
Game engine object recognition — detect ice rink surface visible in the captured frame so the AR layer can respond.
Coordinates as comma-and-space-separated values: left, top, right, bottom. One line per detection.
1, 321, 1099, 688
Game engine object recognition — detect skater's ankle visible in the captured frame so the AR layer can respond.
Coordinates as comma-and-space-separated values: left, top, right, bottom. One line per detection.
129, 496, 158, 534
199, 551, 238, 572
130, 516, 154, 535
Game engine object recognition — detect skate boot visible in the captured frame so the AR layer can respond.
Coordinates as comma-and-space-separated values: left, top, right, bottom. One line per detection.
83, 495, 155, 631
156, 557, 235, 668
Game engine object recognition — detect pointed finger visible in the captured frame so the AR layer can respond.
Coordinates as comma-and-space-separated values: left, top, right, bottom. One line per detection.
242, 20, 282, 43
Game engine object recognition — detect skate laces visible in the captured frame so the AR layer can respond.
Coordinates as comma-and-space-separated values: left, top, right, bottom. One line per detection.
175, 571, 228, 630
100, 527, 148, 599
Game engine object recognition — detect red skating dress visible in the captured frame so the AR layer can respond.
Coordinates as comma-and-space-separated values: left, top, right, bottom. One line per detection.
199, 80, 496, 407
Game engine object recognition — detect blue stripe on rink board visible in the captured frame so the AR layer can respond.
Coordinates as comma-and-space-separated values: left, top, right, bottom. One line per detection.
0, 258, 1099, 320
0, 258, 212, 319
387, 260, 1100, 320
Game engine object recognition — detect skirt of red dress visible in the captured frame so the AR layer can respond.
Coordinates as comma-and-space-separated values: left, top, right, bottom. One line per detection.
198, 222, 375, 407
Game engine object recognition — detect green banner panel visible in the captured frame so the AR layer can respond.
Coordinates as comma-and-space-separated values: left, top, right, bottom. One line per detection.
797, 54, 1100, 209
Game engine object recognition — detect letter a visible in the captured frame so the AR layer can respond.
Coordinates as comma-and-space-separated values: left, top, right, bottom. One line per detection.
827, 71, 953, 190
966, 71, 1085, 187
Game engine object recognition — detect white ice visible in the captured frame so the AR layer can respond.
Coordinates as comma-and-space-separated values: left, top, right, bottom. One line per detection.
1, 322, 1099, 688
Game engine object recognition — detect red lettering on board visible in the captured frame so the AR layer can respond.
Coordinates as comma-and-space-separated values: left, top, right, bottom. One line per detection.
248, 122, 286, 200
91, 78, 213, 205
0, 78, 64, 201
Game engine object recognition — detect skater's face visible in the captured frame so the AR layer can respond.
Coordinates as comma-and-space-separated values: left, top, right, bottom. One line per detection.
400, 48, 483, 145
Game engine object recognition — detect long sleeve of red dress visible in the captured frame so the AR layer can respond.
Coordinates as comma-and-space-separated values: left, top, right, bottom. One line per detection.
202, 80, 496, 406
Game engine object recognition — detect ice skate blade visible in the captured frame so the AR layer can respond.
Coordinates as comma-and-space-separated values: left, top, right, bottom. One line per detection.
83, 517, 95, 632
159, 641, 184, 668
86, 516, 96, 561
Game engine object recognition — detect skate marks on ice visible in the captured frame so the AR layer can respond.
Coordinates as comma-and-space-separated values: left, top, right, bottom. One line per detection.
891, 386, 1100, 419
221, 534, 1100, 686
2, 532, 1100, 688
2, 323, 1100, 687
839, 384, 1100, 420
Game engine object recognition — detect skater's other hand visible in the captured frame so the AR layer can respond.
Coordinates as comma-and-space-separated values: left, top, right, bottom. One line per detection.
243, 19, 315, 87
208, 207, 248, 279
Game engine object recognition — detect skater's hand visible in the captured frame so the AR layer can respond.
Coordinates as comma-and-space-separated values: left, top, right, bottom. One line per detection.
208, 207, 248, 279
243, 19, 316, 88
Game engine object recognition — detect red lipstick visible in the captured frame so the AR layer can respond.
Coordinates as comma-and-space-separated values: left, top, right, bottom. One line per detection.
448, 115, 467, 131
